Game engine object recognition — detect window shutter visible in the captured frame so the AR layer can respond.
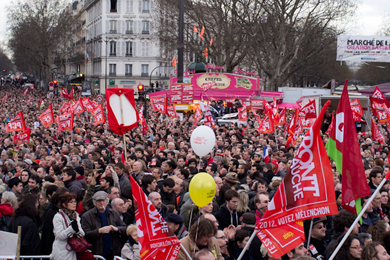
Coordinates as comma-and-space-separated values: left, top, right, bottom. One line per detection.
106, 0, 110, 13
117, 0, 121, 13
130, 0, 133, 13
106, 20, 109, 34
122, 41, 125, 57
133, 42, 136, 57
150, 0, 153, 12
145, 42, 149, 57
138, 0, 142, 12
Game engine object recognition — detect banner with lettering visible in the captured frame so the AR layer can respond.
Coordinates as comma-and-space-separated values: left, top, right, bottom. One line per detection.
371, 118, 384, 143
138, 106, 148, 135
251, 98, 263, 110
238, 104, 247, 121
372, 100, 390, 123
5, 111, 26, 133
130, 175, 181, 260
169, 84, 182, 104
56, 111, 74, 132
82, 98, 94, 113
193, 107, 202, 126
150, 97, 168, 114
258, 114, 274, 134
258, 101, 337, 229
93, 104, 106, 126
350, 98, 363, 116
182, 84, 194, 104
258, 221, 305, 259
298, 100, 316, 119
276, 108, 287, 126
39, 105, 55, 128
73, 98, 85, 115
14, 128, 31, 144
167, 106, 178, 119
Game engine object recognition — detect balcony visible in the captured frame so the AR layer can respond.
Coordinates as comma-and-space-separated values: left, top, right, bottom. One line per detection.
109, 30, 117, 34
142, 30, 149, 34
141, 72, 148, 77
110, 9, 117, 12
126, 53, 133, 57
109, 53, 116, 56
142, 9, 149, 13
109, 72, 116, 76
125, 73, 132, 76
126, 30, 133, 34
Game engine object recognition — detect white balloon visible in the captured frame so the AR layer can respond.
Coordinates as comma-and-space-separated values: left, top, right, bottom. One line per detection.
190, 125, 216, 157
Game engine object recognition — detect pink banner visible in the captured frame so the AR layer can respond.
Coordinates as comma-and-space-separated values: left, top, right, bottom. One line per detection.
170, 73, 262, 100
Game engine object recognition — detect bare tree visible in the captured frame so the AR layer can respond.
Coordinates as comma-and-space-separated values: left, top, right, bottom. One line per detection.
7, 0, 76, 88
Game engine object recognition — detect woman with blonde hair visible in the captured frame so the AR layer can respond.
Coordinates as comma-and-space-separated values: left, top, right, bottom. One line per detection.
237, 190, 250, 218
121, 224, 140, 260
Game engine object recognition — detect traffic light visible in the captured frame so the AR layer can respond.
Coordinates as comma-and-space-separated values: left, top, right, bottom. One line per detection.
137, 83, 145, 100
53, 80, 58, 88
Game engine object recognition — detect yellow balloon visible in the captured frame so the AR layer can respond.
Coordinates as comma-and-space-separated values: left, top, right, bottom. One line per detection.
189, 172, 216, 207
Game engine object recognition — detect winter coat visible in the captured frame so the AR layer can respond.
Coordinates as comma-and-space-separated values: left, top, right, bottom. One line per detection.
121, 242, 140, 260
11, 212, 41, 255
50, 209, 85, 260
0, 203, 13, 231
215, 204, 239, 230
81, 207, 127, 256
178, 236, 224, 260
41, 202, 60, 255
65, 179, 83, 200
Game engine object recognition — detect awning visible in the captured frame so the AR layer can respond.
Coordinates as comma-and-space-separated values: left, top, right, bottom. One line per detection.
70, 75, 85, 85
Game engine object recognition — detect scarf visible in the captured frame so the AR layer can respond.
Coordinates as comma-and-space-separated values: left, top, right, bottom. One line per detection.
97, 207, 113, 257
62, 208, 77, 221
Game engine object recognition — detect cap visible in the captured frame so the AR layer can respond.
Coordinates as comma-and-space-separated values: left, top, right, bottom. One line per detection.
223, 172, 240, 184
304, 217, 327, 233
241, 212, 256, 225
23, 159, 33, 165
93, 191, 108, 201
8, 177, 21, 188
75, 166, 84, 176
165, 213, 184, 225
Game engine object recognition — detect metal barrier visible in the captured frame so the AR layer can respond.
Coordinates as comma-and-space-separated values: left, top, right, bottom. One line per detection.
20, 255, 106, 260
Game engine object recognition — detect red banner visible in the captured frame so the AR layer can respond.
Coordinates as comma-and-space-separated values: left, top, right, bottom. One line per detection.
56, 111, 74, 132
169, 84, 182, 104
6, 111, 26, 132
23, 88, 28, 96
201, 82, 216, 92
193, 107, 202, 126
276, 108, 286, 126
138, 106, 148, 135
60, 102, 70, 113
291, 124, 303, 146
251, 98, 263, 110
298, 100, 316, 119
93, 104, 106, 126
129, 175, 181, 260
14, 128, 31, 144
371, 118, 384, 143
258, 114, 274, 133
258, 101, 337, 229
106, 88, 139, 135
350, 98, 363, 116
182, 85, 194, 104
39, 105, 55, 128
299, 118, 314, 129
73, 99, 85, 115
167, 106, 178, 119
238, 104, 247, 121
150, 97, 168, 114
372, 100, 390, 123
204, 107, 215, 128
226, 98, 235, 108
82, 98, 94, 113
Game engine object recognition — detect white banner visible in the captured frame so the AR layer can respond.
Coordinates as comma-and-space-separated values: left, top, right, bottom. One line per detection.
337, 35, 390, 62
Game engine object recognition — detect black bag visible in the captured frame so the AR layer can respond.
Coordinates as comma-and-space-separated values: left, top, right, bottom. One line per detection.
0, 210, 12, 232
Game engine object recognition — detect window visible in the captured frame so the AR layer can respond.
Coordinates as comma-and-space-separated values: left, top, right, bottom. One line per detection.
141, 42, 149, 57
142, 0, 149, 12
125, 64, 133, 76
141, 64, 149, 77
110, 20, 117, 33
110, 41, 116, 56
126, 20, 133, 34
126, 42, 133, 56
110, 0, 117, 12
109, 64, 116, 76
142, 21, 149, 34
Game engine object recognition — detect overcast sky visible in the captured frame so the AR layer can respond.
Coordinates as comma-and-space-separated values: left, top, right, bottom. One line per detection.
0, 0, 389, 50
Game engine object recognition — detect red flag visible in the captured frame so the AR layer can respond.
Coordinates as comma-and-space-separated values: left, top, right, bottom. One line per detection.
14, 128, 31, 144
258, 114, 274, 133
193, 106, 202, 126
296, 96, 304, 108
371, 118, 384, 143
194, 25, 198, 33
370, 86, 390, 116
201, 82, 216, 92
129, 175, 181, 260
263, 98, 272, 114
226, 98, 235, 108
258, 221, 305, 259
3, 93, 8, 101
138, 106, 148, 135
23, 88, 28, 96
298, 99, 316, 119
238, 104, 247, 121
210, 36, 213, 46
200, 26, 205, 40
106, 88, 139, 136
350, 98, 363, 116
59, 102, 70, 113
325, 112, 335, 135
6, 111, 26, 132
56, 111, 74, 132
82, 98, 94, 112
73, 99, 85, 115
372, 86, 385, 100
291, 124, 302, 146
69, 86, 75, 100
299, 118, 314, 129
204, 47, 208, 58
39, 105, 55, 128
276, 108, 286, 126
93, 104, 106, 126
204, 107, 215, 128
167, 106, 178, 119
372, 100, 390, 123
150, 96, 168, 114
286, 110, 299, 148
26, 97, 33, 104
258, 101, 338, 229
272, 97, 279, 119
251, 98, 263, 110
60, 88, 71, 99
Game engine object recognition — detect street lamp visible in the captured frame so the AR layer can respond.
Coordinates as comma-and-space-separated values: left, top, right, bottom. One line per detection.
149, 65, 172, 92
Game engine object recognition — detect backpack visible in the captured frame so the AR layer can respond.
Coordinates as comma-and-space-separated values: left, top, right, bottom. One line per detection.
0, 210, 12, 232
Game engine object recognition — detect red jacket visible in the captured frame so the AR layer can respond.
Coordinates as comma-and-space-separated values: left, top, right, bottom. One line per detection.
0, 203, 14, 217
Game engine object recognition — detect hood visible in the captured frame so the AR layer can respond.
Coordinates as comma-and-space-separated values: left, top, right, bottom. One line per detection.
0, 203, 14, 216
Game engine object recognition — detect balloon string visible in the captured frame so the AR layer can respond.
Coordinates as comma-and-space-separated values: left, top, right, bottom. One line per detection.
193, 209, 201, 257
188, 206, 194, 230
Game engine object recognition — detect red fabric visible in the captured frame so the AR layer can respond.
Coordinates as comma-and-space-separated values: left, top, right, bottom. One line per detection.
14, 128, 31, 144
298, 99, 316, 119
138, 106, 148, 134
39, 105, 55, 128
372, 100, 390, 123
167, 106, 178, 119
106, 88, 139, 135
0, 203, 14, 217
93, 104, 106, 126
150, 96, 168, 114
238, 103, 247, 121
371, 118, 384, 143
258, 113, 274, 133
82, 98, 94, 112
275, 108, 286, 126
56, 111, 74, 132
6, 111, 26, 132
350, 98, 363, 116
130, 175, 181, 260
73, 99, 85, 115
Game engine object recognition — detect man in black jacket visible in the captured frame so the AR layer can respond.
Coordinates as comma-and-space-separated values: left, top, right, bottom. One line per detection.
215, 189, 240, 230
304, 217, 328, 260
159, 178, 175, 206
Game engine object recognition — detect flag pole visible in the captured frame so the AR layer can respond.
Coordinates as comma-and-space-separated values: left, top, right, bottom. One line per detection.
328, 174, 389, 260
180, 244, 193, 260
119, 94, 128, 161
306, 219, 314, 250
237, 229, 258, 260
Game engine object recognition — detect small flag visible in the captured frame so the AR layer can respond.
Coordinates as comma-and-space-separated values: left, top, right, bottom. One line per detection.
200, 26, 205, 40
210, 36, 213, 46
204, 47, 208, 58
39, 99, 45, 110
194, 25, 198, 33
172, 57, 177, 67
86, 50, 89, 63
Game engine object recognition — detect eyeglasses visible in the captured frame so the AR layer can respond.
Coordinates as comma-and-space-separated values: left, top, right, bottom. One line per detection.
316, 225, 326, 229
349, 245, 362, 250
217, 236, 227, 240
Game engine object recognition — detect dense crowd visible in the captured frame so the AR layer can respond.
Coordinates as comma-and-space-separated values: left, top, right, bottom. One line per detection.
0, 84, 390, 260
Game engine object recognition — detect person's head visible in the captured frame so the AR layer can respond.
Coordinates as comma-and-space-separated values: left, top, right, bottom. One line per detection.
111, 198, 127, 214
114, 162, 125, 175
13, 194, 39, 219
381, 188, 389, 205
162, 178, 175, 194
165, 213, 184, 233
107, 186, 120, 201
235, 229, 250, 249
193, 249, 216, 260
61, 167, 76, 182
58, 192, 77, 211
286, 242, 309, 259
335, 234, 362, 260
201, 201, 213, 214
255, 192, 269, 213
28, 174, 40, 190
132, 161, 142, 174
92, 191, 109, 213
126, 224, 139, 243
367, 220, 390, 243
189, 218, 217, 247
310, 219, 327, 240
21, 170, 30, 183
1, 191, 18, 208
8, 177, 23, 194
142, 175, 157, 191
224, 189, 239, 212
36, 167, 46, 179
215, 230, 228, 249
358, 233, 372, 246
361, 242, 390, 260
100, 176, 114, 190
370, 167, 384, 186
148, 192, 162, 209
372, 192, 382, 209
333, 210, 360, 235
362, 195, 373, 213
202, 213, 219, 229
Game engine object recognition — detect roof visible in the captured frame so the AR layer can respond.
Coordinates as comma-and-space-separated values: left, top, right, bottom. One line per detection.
359, 82, 390, 95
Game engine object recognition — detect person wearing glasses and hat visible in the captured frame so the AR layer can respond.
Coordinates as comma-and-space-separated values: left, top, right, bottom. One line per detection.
304, 217, 328, 260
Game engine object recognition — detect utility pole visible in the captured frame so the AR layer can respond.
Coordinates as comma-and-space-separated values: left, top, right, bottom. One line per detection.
177, 0, 185, 83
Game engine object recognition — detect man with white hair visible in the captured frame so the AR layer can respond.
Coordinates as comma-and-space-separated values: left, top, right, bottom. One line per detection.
111, 197, 134, 225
